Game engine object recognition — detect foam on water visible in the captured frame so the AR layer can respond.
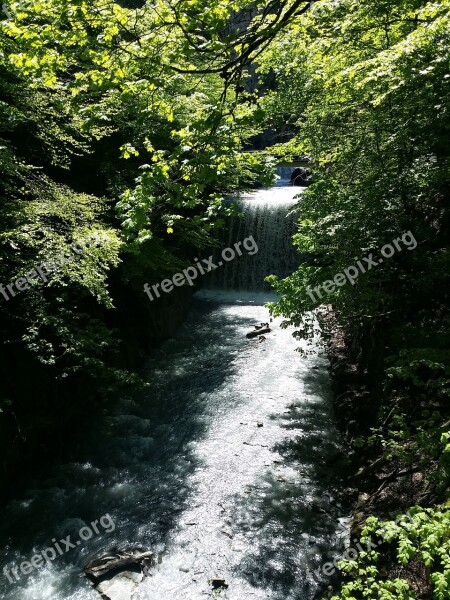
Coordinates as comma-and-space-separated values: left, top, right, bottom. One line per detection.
205, 186, 304, 292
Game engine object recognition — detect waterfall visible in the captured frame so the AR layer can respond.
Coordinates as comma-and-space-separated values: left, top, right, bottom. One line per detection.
275, 166, 295, 183
206, 187, 302, 291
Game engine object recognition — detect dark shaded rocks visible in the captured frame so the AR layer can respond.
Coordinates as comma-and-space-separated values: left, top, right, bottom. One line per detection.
210, 578, 229, 590
290, 167, 313, 186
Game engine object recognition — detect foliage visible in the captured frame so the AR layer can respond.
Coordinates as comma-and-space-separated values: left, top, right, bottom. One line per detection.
0, 0, 308, 482
333, 506, 450, 600
262, 0, 450, 341
0, 3, 449, 598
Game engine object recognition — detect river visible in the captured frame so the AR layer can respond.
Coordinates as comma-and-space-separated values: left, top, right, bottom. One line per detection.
0, 184, 348, 600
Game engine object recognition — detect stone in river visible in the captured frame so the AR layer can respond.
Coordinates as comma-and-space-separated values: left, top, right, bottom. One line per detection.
210, 578, 229, 590
84, 550, 155, 600
96, 571, 143, 600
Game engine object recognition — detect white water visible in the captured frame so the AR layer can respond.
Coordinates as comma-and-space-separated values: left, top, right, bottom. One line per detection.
0, 186, 347, 600
206, 187, 302, 291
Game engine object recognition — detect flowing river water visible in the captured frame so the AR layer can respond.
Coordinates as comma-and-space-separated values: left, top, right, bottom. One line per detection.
0, 184, 348, 600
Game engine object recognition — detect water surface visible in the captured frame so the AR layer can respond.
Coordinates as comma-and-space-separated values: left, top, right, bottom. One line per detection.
0, 186, 347, 600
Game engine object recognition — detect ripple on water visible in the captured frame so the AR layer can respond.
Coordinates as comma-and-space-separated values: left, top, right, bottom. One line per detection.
0, 297, 349, 600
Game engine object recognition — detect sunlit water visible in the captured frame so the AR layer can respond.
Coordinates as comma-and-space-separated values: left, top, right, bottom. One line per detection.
0, 186, 348, 600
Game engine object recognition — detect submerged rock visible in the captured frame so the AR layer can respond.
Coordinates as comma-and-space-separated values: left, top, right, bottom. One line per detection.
290, 166, 313, 186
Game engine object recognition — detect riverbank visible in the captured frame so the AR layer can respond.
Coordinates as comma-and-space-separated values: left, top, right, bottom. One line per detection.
0, 281, 193, 507
321, 307, 449, 598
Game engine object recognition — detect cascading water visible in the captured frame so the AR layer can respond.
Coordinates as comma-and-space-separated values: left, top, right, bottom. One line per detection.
205, 187, 301, 293
0, 182, 348, 600
275, 166, 296, 184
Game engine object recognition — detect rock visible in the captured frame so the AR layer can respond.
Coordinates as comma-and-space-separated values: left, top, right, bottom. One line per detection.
351, 512, 365, 538
96, 571, 143, 600
290, 167, 313, 186
85, 550, 155, 581
246, 327, 270, 339
256, 422, 264, 427
85, 550, 155, 599
355, 492, 370, 510
210, 578, 229, 590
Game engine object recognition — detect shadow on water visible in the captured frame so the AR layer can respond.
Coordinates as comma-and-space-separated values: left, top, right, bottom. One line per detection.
0, 299, 264, 598
0, 186, 348, 600
226, 368, 348, 600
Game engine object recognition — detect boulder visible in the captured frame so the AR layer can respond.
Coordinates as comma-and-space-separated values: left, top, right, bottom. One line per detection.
96, 571, 143, 600
290, 167, 313, 186
210, 578, 229, 590
85, 550, 155, 600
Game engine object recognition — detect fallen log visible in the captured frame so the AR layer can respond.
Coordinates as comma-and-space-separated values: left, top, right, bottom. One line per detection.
246, 327, 270, 339
84, 550, 155, 583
